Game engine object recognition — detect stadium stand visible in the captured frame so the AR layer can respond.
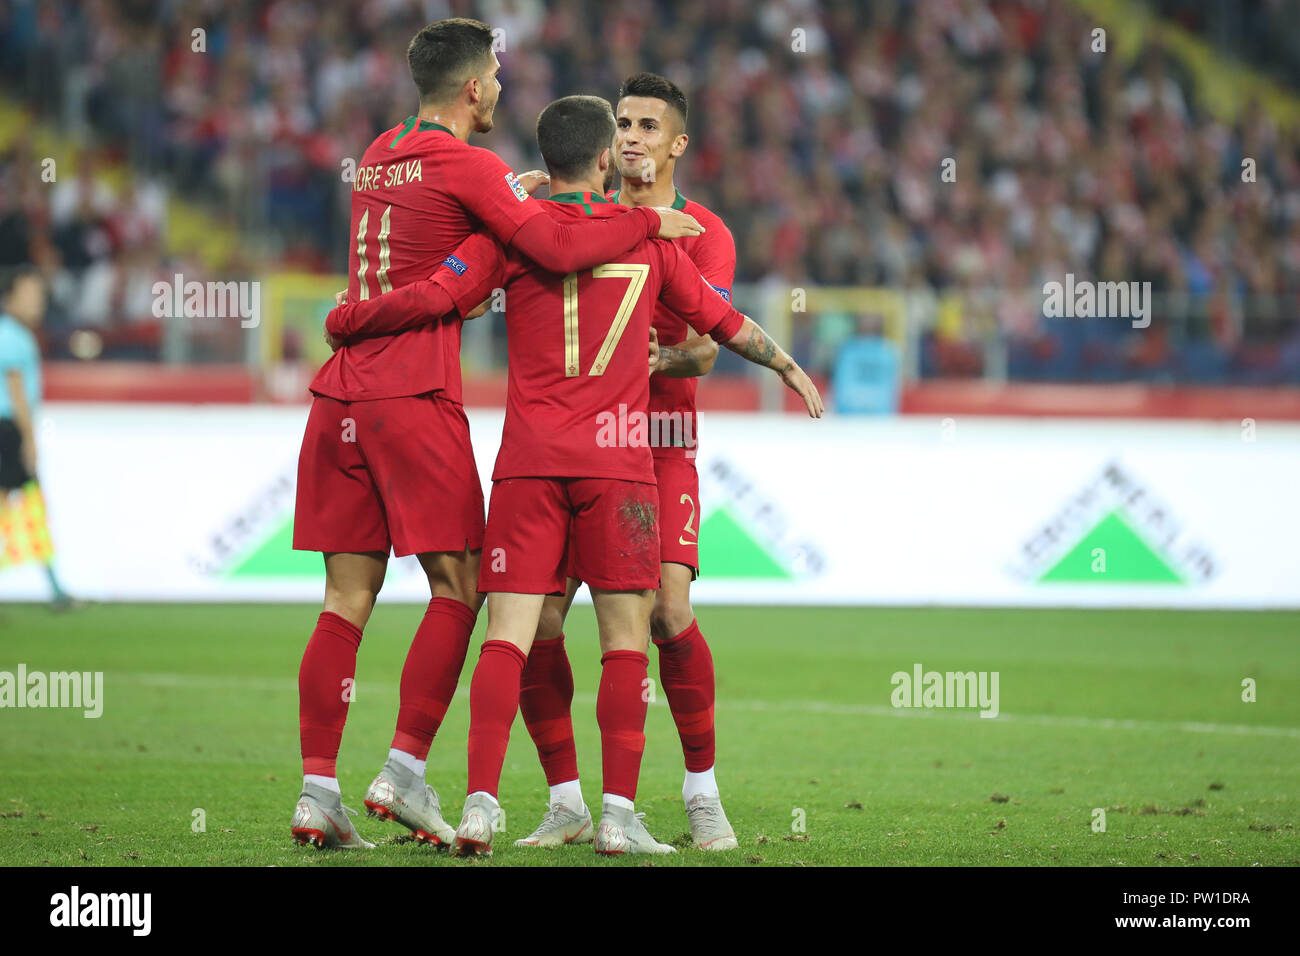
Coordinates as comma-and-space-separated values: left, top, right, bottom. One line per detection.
1, 0, 1298, 396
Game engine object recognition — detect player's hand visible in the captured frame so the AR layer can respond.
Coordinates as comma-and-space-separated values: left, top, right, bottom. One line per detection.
516, 169, 550, 195
326, 291, 350, 348
651, 207, 704, 239
648, 326, 661, 373
324, 300, 351, 339
780, 362, 824, 418
465, 297, 492, 320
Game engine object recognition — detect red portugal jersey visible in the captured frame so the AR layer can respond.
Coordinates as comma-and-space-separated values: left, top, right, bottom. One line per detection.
310, 116, 547, 404
610, 187, 736, 460
430, 192, 746, 483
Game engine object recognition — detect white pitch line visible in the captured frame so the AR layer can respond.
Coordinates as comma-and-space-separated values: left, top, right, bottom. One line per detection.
706, 698, 1300, 739
111, 672, 1300, 740
125, 672, 298, 693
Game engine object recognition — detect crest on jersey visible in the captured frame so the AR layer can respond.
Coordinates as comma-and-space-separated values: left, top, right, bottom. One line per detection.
505, 172, 529, 202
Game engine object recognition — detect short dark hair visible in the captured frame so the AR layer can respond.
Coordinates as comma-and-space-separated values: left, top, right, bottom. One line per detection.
407, 17, 495, 104
618, 72, 688, 131
536, 95, 616, 180
0, 264, 40, 302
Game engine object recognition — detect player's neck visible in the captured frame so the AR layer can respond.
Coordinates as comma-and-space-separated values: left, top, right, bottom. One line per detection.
417, 102, 474, 142
617, 175, 677, 208
548, 176, 605, 198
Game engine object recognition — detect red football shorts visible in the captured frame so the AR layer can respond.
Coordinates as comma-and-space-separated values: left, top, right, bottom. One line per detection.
651, 456, 700, 577
480, 477, 659, 594
294, 392, 485, 557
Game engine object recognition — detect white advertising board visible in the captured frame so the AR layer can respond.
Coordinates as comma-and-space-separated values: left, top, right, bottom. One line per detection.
1, 404, 1296, 608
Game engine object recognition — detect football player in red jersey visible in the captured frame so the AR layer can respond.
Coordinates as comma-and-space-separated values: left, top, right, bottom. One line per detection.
289, 20, 705, 851
510, 73, 758, 851
324, 95, 821, 855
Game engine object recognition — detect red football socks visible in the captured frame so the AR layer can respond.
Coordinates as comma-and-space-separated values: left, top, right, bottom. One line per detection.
597, 649, 650, 801
654, 619, 716, 773
391, 597, 477, 759
299, 611, 363, 777
520, 634, 579, 786
466, 640, 528, 797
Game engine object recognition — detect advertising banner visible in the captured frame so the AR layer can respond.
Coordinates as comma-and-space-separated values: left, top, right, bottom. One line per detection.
1, 405, 1294, 608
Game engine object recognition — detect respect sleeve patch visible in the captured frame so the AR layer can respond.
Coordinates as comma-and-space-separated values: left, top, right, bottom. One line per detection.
443, 255, 468, 275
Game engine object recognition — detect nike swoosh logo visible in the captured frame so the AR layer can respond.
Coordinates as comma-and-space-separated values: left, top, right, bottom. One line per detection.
327, 815, 350, 842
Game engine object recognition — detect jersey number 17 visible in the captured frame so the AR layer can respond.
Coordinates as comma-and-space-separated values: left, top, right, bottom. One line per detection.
561, 264, 650, 376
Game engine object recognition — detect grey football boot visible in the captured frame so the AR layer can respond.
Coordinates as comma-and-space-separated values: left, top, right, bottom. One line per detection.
363, 758, 456, 847
685, 793, 739, 850
291, 781, 374, 850
594, 802, 676, 855
452, 791, 499, 857
514, 801, 595, 847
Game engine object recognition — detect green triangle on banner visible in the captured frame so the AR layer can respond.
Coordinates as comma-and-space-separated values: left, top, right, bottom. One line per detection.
228, 517, 324, 578
229, 508, 795, 582
1039, 509, 1183, 584
698, 507, 793, 580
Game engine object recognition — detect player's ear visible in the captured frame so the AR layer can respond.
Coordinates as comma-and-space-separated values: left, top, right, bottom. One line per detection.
670, 132, 689, 160
597, 146, 611, 172
465, 75, 481, 105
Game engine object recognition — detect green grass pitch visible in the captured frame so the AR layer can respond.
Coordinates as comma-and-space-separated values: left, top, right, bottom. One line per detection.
1, 603, 1297, 866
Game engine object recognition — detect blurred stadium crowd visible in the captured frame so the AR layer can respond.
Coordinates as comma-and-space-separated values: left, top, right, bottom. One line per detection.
1, 0, 1299, 383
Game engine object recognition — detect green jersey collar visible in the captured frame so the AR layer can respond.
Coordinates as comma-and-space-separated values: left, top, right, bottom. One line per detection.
390, 116, 454, 148
547, 191, 612, 205
611, 187, 687, 209
548, 191, 614, 214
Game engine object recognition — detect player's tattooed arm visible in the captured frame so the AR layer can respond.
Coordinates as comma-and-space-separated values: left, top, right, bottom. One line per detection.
734, 321, 778, 366
721, 317, 825, 418
652, 332, 719, 378
653, 243, 810, 406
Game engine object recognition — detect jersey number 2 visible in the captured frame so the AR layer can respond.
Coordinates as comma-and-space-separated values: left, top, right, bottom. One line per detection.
562, 264, 650, 376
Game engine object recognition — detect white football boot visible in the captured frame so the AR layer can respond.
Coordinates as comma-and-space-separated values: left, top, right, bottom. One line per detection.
594, 802, 676, 855
685, 793, 739, 850
452, 791, 499, 857
291, 782, 374, 850
514, 801, 595, 847
363, 758, 456, 846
